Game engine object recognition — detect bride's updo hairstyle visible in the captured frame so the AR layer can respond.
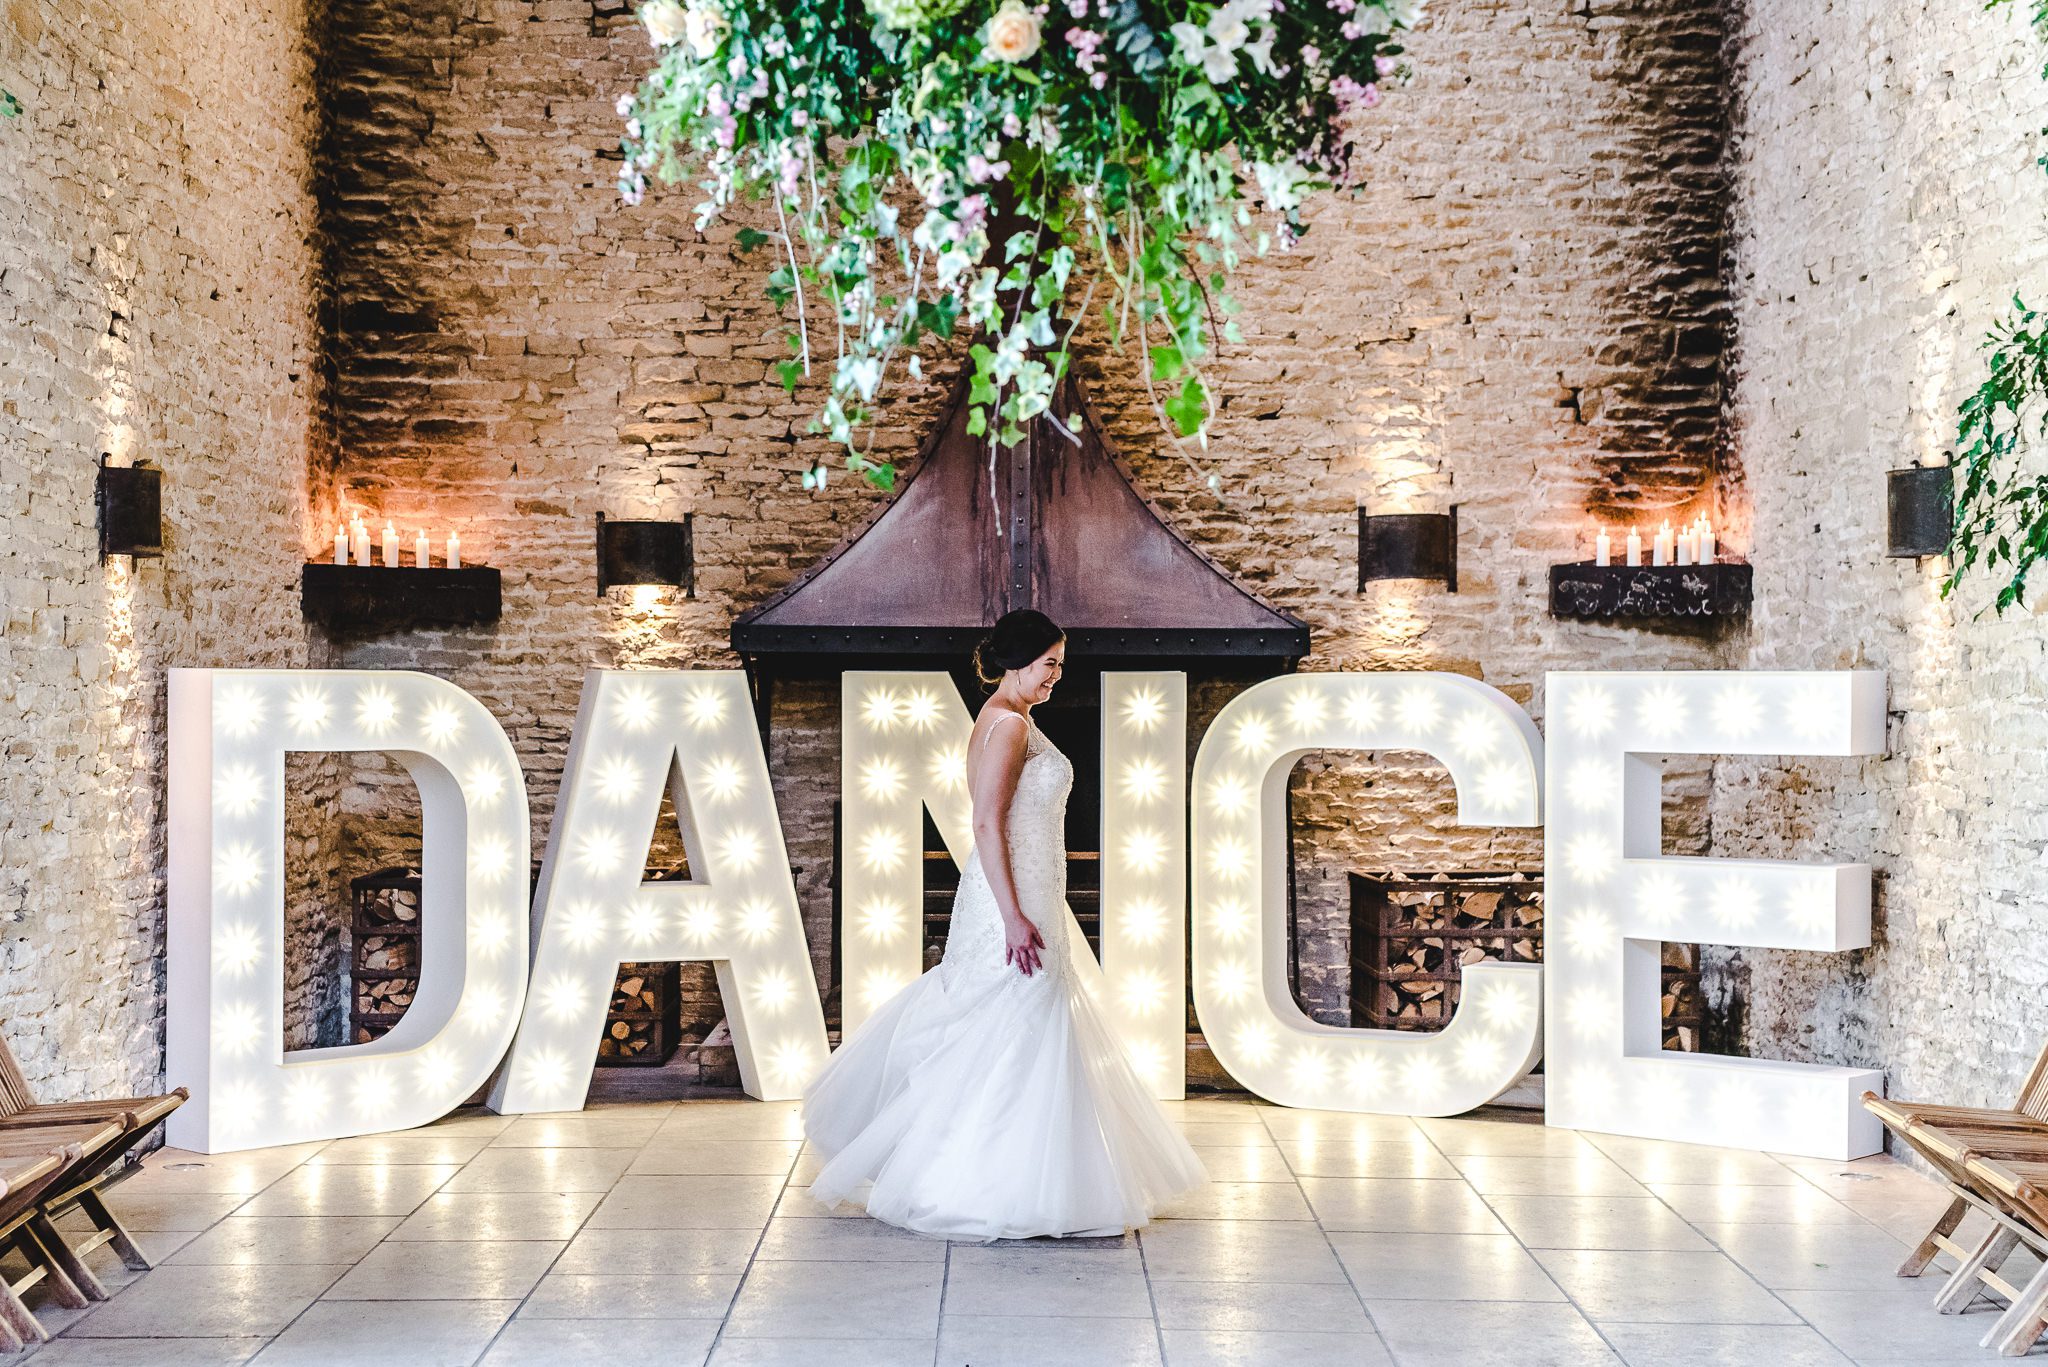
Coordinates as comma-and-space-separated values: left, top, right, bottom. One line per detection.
972, 609, 1065, 687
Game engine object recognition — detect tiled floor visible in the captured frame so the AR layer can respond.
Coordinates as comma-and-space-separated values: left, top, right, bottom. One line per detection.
22, 1098, 2040, 1366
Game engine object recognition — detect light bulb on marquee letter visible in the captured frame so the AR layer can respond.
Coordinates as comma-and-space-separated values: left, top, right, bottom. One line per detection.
1543, 670, 1887, 1160
1190, 672, 1545, 1115
489, 671, 828, 1113
166, 669, 532, 1154
838, 671, 1184, 1098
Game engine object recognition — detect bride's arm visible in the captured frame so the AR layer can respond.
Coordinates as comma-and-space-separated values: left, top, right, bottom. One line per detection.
969, 717, 1046, 976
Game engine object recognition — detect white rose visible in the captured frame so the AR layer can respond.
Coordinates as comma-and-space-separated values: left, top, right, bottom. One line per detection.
1388, 0, 1426, 26
641, 0, 688, 47
984, 0, 1043, 63
683, 3, 726, 57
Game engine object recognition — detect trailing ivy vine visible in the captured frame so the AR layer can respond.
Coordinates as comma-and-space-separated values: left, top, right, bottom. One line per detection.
1945, 0, 2048, 610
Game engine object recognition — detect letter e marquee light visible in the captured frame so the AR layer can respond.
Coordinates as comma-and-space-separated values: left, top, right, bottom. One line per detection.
1542, 670, 1887, 1160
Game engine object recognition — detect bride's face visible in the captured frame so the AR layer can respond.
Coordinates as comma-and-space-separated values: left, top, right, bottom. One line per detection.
1014, 641, 1065, 702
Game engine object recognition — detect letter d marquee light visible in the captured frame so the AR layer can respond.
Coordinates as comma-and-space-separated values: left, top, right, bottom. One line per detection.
166, 669, 532, 1152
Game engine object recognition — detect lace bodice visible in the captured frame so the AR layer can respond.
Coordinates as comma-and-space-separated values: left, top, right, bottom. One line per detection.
942, 712, 1074, 991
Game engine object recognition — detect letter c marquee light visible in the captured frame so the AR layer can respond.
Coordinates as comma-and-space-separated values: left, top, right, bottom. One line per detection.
166, 669, 532, 1154
1190, 671, 1546, 1114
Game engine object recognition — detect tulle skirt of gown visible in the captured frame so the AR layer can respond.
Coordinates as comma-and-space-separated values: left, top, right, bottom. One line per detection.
801, 720, 1206, 1241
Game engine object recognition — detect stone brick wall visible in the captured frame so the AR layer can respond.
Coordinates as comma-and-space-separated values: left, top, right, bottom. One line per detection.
0, 0, 338, 1090
1711, 0, 2048, 1104
310, 0, 1738, 1046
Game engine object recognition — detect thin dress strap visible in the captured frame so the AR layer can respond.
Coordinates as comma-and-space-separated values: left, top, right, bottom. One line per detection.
977, 709, 1028, 756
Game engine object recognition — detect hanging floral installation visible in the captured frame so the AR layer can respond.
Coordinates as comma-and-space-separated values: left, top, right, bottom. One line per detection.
617, 0, 1422, 491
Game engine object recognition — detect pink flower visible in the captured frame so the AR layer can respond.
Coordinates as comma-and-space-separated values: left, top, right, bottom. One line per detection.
1375, 54, 1397, 75
1300, 43, 1320, 65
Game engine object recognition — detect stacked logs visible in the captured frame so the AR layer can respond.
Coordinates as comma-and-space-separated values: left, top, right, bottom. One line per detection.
350, 868, 423, 1044
599, 962, 682, 1066
1348, 871, 1701, 1051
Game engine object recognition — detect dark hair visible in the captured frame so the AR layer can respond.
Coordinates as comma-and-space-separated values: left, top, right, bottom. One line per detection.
972, 609, 1065, 686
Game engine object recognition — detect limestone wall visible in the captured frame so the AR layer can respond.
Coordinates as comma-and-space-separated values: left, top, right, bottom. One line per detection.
0, 0, 335, 1089
1713, 0, 2048, 1102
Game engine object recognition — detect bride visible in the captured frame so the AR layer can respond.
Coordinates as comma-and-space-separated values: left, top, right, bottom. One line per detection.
800, 608, 1207, 1240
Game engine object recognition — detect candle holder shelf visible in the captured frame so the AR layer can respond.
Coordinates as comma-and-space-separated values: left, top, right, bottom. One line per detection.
302, 562, 502, 632
1548, 560, 1752, 622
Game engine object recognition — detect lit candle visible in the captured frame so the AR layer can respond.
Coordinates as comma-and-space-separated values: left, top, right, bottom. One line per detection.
351, 516, 371, 566
1698, 517, 1717, 563
1652, 521, 1672, 567
1594, 526, 1611, 568
447, 530, 462, 570
333, 524, 349, 566
382, 521, 399, 568
1626, 527, 1643, 568
415, 528, 430, 568
1676, 525, 1695, 566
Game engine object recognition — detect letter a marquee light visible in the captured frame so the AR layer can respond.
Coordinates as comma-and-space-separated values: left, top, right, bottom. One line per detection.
490, 670, 827, 1113
166, 669, 533, 1152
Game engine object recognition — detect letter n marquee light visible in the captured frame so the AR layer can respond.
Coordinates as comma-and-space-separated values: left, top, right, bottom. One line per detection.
1190, 671, 1546, 1114
838, 670, 1188, 1099
488, 670, 827, 1113
166, 669, 532, 1153
1542, 670, 1887, 1160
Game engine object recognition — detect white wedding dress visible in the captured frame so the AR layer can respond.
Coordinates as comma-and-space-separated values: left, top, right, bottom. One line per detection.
801, 709, 1206, 1240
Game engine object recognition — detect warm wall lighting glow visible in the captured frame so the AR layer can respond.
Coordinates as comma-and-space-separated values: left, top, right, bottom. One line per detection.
1190, 671, 1545, 1116
167, 668, 533, 1154
1542, 669, 1888, 1161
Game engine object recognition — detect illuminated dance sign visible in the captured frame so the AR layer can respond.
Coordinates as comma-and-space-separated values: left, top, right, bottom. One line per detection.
165, 665, 1887, 1159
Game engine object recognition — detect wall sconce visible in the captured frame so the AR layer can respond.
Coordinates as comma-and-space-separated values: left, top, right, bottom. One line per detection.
97, 456, 163, 560
597, 512, 694, 597
1358, 506, 1457, 592
1886, 465, 1953, 559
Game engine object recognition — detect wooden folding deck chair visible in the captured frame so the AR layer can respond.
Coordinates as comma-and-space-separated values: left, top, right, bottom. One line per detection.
1863, 1045, 2048, 1277
1874, 1115, 2048, 1319
0, 1120, 126, 1353
1957, 1155, 2048, 1357
0, 1032, 185, 1281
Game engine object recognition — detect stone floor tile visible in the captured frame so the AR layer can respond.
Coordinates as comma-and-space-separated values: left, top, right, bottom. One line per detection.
1777, 1287, 2011, 1360
1451, 1152, 1648, 1197
1328, 1231, 1566, 1301
1601, 1323, 1856, 1367
1173, 1123, 1277, 1148
938, 1313, 1162, 1366
519, 1271, 742, 1318
586, 1175, 785, 1229
166, 1216, 401, 1267
1586, 1135, 1806, 1187
24, 1341, 266, 1366
488, 1114, 665, 1149
1138, 1218, 1348, 1284
99, 1191, 253, 1231
1186, 1146, 1295, 1183
552, 1224, 761, 1275
441, 1145, 638, 1193
1366, 1298, 1622, 1366
1299, 1177, 1506, 1234
706, 1337, 935, 1366
248, 1298, 516, 1367
321, 1237, 562, 1300
753, 1215, 947, 1262
1533, 1247, 1798, 1324
1158, 1180, 1314, 1222
626, 1141, 802, 1176
1148, 1278, 1370, 1333
479, 1317, 720, 1366
231, 1164, 460, 1219
1158, 1328, 1396, 1367
1485, 1194, 1712, 1250
306, 1133, 495, 1166
1416, 1115, 1598, 1158
1649, 1181, 1867, 1226
1698, 1220, 1921, 1289
387, 1190, 603, 1241
63, 1263, 348, 1338
1276, 1136, 1461, 1180
941, 1247, 1150, 1318
722, 1259, 944, 1339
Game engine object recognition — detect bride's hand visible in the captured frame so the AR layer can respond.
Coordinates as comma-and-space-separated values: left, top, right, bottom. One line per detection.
1004, 915, 1046, 976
